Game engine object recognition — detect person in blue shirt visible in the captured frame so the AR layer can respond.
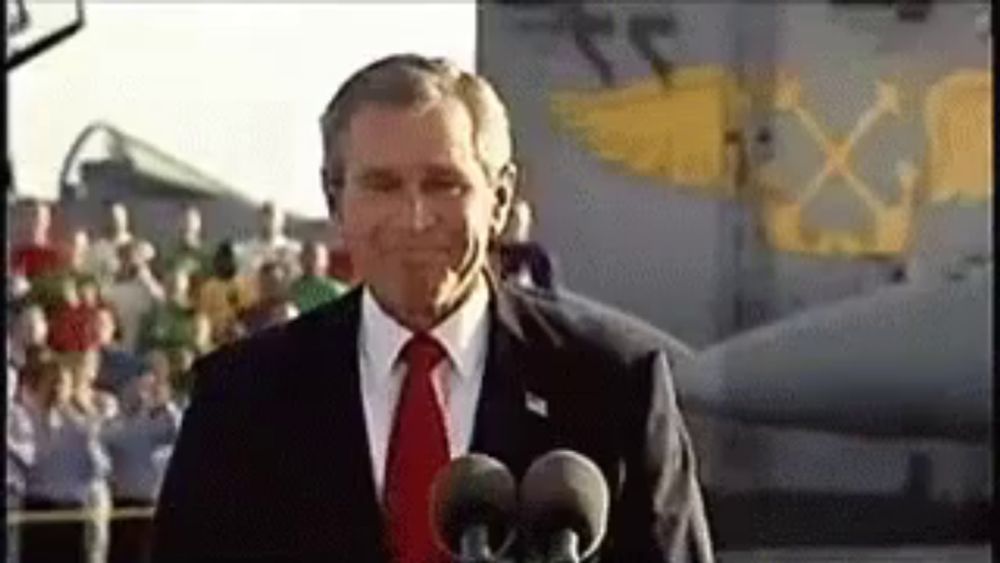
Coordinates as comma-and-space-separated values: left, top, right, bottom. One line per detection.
18, 347, 111, 563
102, 370, 181, 563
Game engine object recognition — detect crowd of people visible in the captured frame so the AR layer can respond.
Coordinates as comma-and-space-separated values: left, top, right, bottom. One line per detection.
5, 198, 350, 563
5, 194, 553, 563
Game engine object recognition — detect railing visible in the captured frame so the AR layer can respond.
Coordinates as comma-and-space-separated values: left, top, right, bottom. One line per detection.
6, 506, 155, 526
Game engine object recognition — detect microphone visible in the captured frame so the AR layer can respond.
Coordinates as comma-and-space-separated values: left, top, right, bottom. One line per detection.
519, 450, 610, 563
430, 453, 517, 562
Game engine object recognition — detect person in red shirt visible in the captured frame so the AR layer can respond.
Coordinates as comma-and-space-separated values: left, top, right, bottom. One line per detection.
28, 228, 101, 313
47, 276, 101, 353
10, 199, 64, 279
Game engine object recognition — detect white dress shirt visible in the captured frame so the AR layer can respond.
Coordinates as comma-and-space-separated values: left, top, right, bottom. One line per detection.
105, 276, 161, 353
87, 235, 133, 286
358, 276, 490, 499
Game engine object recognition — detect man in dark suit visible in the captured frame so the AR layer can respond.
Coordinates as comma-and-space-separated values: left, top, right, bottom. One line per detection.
153, 54, 713, 562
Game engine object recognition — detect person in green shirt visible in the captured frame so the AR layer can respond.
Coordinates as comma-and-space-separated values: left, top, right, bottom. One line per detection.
138, 268, 197, 371
289, 240, 347, 313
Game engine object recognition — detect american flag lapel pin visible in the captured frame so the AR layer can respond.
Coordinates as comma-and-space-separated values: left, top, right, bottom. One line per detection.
525, 391, 548, 418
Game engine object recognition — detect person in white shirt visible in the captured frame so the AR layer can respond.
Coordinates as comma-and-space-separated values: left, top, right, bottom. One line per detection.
105, 242, 164, 354
87, 202, 135, 288
234, 202, 302, 279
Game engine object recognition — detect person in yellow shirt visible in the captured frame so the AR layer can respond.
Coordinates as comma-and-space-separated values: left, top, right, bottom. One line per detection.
194, 241, 257, 345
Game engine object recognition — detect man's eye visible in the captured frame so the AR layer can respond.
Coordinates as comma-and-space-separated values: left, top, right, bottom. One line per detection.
360, 179, 398, 193
424, 178, 466, 195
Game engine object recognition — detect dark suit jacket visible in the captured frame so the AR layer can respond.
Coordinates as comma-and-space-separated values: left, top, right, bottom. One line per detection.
152, 283, 714, 562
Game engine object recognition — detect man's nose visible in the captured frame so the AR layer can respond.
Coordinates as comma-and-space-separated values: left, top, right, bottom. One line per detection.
400, 190, 434, 232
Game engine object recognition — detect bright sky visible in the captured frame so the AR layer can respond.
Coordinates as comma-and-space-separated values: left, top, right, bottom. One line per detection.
9, 2, 477, 218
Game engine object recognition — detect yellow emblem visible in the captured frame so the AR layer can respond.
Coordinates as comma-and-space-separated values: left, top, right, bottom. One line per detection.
924, 69, 993, 203
549, 65, 989, 259
550, 66, 747, 193
760, 73, 917, 257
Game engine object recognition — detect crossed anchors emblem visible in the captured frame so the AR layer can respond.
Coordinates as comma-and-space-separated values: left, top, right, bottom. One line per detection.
759, 73, 918, 256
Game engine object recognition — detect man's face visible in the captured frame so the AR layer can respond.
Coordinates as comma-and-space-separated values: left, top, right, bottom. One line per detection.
214, 250, 237, 278
182, 208, 202, 241
147, 350, 172, 381
334, 99, 511, 327
131, 373, 156, 409
302, 242, 328, 277
261, 205, 284, 238
79, 281, 100, 307
119, 243, 143, 278
70, 230, 89, 269
110, 203, 129, 234
16, 306, 48, 346
258, 265, 289, 301
508, 200, 533, 243
95, 309, 117, 345
23, 203, 50, 240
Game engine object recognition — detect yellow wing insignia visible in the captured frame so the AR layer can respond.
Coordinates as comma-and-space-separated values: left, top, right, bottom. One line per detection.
550, 65, 990, 259
924, 69, 993, 204
550, 66, 747, 194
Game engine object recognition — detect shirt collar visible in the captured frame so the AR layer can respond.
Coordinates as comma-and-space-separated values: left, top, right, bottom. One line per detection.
360, 274, 491, 383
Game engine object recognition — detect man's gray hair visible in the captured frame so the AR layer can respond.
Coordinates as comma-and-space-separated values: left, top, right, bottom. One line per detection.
319, 54, 514, 194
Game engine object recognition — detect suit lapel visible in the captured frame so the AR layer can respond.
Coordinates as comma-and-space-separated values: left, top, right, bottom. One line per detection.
303, 288, 387, 559
470, 283, 558, 480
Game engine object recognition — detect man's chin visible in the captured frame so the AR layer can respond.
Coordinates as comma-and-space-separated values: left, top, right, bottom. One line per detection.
389, 280, 464, 326
399, 284, 448, 312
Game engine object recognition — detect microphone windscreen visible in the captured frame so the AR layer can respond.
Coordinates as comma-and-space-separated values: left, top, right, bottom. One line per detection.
430, 453, 517, 557
519, 449, 610, 559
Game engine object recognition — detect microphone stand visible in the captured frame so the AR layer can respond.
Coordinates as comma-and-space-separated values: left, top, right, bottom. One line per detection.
458, 524, 492, 562
546, 529, 581, 563
455, 524, 517, 563
521, 529, 582, 563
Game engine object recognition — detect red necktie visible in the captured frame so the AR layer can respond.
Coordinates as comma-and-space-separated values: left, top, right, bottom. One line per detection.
384, 333, 450, 563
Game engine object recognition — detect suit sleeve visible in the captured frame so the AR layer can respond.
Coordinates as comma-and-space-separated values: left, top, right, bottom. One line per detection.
151, 363, 255, 562
609, 351, 715, 563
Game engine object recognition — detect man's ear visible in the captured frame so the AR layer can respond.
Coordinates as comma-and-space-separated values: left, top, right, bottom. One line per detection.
491, 162, 518, 240
321, 166, 339, 220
